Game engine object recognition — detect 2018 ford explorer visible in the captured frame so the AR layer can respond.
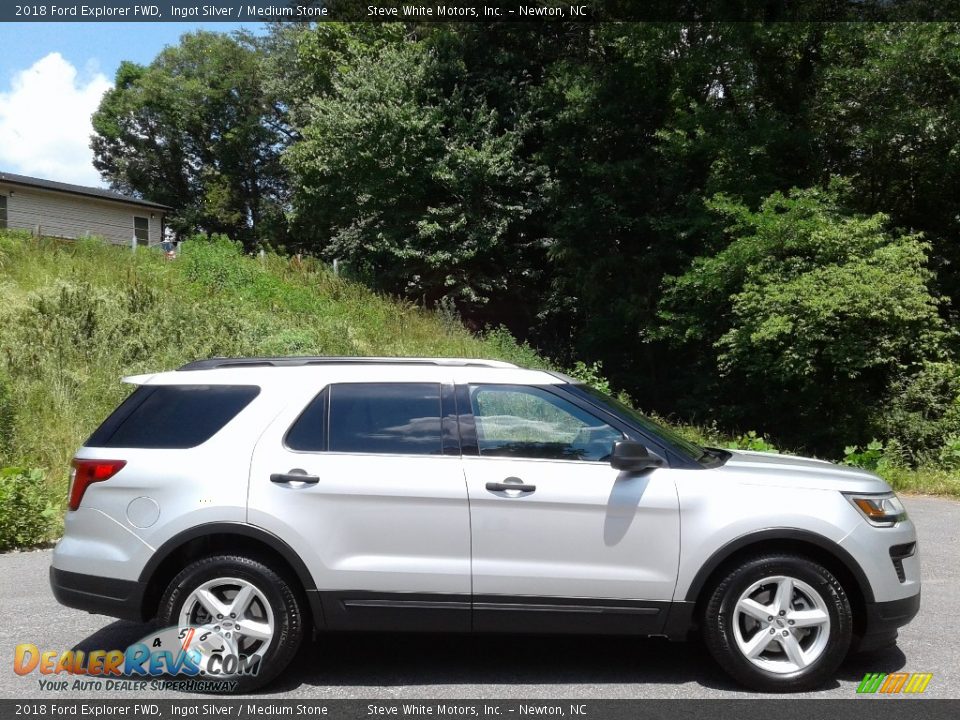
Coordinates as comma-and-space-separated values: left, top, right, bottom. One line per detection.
50, 357, 920, 692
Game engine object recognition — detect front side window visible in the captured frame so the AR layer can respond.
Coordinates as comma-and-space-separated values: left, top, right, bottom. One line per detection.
134, 216, 149, 246
328, 383, 443, 455
469, 385, 623, 462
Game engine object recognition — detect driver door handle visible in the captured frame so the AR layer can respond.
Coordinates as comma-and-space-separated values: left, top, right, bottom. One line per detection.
486, 481, 536, 493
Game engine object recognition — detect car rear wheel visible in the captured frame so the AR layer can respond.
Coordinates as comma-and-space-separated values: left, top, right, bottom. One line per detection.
158, 554, 304, 692
702, 553, 852, 692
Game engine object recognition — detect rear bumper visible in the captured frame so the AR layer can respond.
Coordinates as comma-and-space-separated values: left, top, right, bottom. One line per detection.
49, 567, 146, 622
856, 591, 921, 652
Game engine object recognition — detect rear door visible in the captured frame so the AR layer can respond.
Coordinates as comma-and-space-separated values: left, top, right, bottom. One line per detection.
248, 379, 471, 631
460, 384, 681, 634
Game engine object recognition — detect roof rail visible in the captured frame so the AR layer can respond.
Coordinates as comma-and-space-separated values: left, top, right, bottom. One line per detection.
177, 356, 520, 371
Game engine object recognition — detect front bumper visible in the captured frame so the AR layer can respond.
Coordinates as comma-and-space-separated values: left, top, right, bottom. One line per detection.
49, 567, 146, 622
856, 591, 921, 652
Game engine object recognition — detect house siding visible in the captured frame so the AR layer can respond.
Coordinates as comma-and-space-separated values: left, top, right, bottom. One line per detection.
0, 183, 163, 245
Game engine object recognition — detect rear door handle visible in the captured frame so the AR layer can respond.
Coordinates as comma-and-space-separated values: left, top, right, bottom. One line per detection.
271, 469, 319, 485
486, 481, 536, 493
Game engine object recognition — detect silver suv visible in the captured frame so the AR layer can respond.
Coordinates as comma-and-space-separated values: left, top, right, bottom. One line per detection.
51, 357, 920, 692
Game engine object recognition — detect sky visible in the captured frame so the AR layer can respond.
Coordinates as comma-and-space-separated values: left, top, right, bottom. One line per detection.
0, 22, 267, 188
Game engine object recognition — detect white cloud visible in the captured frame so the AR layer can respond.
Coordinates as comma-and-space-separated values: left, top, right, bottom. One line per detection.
0, 53, 112, 187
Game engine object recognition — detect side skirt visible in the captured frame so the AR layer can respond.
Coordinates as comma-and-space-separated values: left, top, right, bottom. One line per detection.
319, 592, 683, 637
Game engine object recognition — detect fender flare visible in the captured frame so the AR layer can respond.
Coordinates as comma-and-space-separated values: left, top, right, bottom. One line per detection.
138, 521, 317, 592
683, 527, 875, 603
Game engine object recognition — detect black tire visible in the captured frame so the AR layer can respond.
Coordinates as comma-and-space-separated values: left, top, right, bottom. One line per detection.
702, 553, 853, 692
158, 554, 305, 693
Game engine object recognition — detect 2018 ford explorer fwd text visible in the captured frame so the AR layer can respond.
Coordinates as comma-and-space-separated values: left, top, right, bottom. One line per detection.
50, 357, 920, 692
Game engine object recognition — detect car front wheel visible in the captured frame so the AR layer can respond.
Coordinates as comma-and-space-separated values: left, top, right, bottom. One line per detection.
703, 553, 853, 692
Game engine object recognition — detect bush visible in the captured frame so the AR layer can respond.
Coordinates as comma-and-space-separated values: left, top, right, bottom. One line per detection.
877, 361, 960, 464
0, 467, 58, 551
568, 361, 612, 395
179, 235, 260, 292
937, 435, 960, 470
658, 183, 948, 455
843, 439, 888, 471
725, 431, 780, 453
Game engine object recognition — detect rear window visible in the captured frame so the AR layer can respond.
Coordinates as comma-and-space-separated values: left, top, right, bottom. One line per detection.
87, 385, 259, 449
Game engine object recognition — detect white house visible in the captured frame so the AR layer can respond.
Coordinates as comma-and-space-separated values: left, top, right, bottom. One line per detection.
0, 171, 169, 246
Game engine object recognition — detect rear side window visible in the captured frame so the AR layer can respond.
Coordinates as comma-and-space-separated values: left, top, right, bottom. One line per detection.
87, 385, 259, 449
285, 388, 328, 452
328, 383, 442, 455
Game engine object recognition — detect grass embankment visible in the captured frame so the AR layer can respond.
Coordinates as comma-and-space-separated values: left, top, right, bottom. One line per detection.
0, 230, 955, 549
0, 231, 548, 548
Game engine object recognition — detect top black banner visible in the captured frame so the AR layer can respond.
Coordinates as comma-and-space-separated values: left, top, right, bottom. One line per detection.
3, 1, 960, 23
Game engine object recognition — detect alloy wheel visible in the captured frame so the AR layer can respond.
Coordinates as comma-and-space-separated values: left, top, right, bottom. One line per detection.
178, 576, 275, 667
732, 574, 831, 674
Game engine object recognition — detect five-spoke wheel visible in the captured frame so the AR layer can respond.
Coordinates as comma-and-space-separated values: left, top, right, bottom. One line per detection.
178, 576, 276, 667
732, 575, 832, 673
703, 554, 852, 691
158, 555, 305, 692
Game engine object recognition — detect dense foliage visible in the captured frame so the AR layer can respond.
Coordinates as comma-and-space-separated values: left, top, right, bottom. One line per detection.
656, 185, 948, 449
90, 22, 960, 461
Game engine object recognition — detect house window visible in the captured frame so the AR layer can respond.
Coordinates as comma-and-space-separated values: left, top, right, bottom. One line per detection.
133, 216, 149, 246
0, 195, 7, 229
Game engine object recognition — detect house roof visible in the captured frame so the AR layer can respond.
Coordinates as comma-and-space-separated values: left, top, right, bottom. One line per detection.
0, 171, 171, 211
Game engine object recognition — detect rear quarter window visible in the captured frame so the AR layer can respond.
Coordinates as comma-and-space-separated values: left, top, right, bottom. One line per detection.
87, 385, 260, 449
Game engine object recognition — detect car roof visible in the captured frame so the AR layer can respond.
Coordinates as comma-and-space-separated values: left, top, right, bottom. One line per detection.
124, 357, 568, 388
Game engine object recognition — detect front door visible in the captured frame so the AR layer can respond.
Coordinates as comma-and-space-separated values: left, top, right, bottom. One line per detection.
460, 384, 681, 634
249, 380, 471, 631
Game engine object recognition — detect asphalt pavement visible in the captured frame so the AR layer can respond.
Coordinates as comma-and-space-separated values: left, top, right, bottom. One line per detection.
1, 495, 956, 700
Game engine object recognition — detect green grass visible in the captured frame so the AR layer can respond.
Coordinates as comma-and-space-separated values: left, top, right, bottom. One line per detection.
873, 465, 960, 497
0, 230, 955, 549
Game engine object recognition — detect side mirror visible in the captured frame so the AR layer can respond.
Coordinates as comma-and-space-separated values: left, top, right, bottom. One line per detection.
610, 440, 664, 472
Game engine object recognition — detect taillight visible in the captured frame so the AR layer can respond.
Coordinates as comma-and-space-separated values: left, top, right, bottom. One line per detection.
68, 459, 127, 511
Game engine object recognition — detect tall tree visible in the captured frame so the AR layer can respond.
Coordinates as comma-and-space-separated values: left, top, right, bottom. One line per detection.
91, 31, 288, 246
285, 28, 549, 319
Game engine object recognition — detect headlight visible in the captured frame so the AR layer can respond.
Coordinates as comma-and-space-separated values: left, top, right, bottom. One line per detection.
843, 492, 907, 527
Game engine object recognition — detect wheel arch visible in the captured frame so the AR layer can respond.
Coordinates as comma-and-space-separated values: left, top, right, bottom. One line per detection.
138, 522, 322, 627
685, 528, 873, 636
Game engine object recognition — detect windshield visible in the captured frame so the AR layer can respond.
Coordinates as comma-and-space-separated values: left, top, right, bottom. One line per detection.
571, 384, 709, 464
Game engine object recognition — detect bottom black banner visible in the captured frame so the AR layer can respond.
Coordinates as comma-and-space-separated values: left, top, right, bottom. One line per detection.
1, 699, 958, 720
